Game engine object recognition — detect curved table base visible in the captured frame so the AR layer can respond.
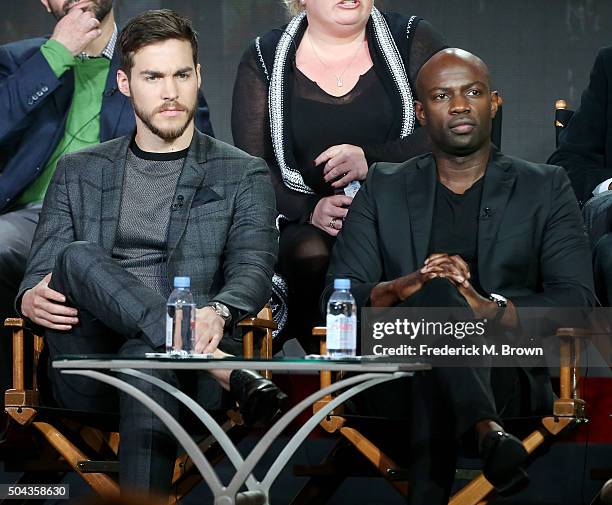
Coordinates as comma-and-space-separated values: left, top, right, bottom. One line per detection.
61, 369, 411, 505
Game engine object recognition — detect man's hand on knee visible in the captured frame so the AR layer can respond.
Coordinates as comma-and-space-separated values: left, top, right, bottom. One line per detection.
194, 306, 224, 354
21, 273, 79, 330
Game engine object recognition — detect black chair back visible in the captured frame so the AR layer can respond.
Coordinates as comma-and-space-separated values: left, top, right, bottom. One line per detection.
555, 99, 575, 147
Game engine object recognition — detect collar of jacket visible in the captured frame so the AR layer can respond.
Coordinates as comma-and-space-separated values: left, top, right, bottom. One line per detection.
256, 7, 417, 195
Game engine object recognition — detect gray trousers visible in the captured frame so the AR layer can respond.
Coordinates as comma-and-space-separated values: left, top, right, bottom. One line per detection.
0, 204, 42, 407
45, 241, 226, 495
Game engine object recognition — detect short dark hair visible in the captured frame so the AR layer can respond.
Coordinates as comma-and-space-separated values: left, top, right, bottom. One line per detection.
118, 9, 198, 74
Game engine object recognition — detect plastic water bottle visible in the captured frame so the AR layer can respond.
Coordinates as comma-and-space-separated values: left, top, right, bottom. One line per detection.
326, 278, 357, 357
165, 277, 196, 355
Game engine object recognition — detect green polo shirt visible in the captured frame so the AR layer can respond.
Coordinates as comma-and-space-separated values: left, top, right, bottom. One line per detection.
16, 39, 111, 205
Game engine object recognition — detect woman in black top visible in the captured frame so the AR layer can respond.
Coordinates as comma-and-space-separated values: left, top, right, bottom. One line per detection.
232, 0, 446, 350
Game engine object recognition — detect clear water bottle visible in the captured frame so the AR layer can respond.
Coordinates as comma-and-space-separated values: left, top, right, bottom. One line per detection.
326, 278, 357, 357
165, 276, 196, 355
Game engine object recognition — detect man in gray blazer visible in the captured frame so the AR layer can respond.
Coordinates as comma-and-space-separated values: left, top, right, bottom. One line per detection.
17, 10, 281, 496
325, 49, 595, 504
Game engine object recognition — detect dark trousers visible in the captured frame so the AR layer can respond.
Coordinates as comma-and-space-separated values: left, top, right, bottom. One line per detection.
594, 233, 612, 305
45, 241, 224, 495
277, 223, 335, 353
357, 278, 535, 505
0, 205, 41, 410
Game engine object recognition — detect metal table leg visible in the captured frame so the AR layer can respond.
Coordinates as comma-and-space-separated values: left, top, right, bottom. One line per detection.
114, 368, 257, 489
225, 372, 411, 504
62, 369, 411, 505
61, 370, 227, 499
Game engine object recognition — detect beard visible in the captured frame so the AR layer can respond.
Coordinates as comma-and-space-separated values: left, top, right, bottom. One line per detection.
133, 99, 197, 142
51, 0, 113, 21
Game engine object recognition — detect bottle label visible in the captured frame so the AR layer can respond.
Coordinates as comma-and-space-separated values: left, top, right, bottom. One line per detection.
165, 313, 173, 352
326, 313, 356, 353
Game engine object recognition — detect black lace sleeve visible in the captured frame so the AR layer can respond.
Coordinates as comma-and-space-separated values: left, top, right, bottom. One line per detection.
362, 18, 447, 164
231, 45, 273, 162
232, 45, 318, 223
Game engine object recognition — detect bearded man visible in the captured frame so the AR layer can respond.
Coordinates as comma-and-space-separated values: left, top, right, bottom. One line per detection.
0, 0, 214, 410
16, 9, 281, 495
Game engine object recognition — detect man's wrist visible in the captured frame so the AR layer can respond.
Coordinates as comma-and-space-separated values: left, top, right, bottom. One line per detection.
486, 293, 508, 322
41, 39, 75, 78
207, 301, 232, 327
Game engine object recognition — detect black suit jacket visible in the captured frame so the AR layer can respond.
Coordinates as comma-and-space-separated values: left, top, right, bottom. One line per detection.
326, 149, 596, 412
548, 46, 612, 205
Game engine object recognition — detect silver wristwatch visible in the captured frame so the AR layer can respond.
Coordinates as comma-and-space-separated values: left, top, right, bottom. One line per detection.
208, 301, 232, 326
488, 293, 508, 323
489, 293, 508, 308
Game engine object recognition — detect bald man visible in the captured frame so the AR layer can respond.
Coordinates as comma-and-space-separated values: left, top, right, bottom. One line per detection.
324, 49, 595, 504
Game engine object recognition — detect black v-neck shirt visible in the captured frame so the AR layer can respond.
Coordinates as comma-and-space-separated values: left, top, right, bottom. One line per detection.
428, 178, 485, 294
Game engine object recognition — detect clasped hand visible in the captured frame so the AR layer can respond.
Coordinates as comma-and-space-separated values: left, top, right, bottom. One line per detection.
316, 144, 368, 189
395, 253, 496, 319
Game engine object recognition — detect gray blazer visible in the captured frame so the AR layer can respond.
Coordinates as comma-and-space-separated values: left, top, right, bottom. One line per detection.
19, 130, 278, 348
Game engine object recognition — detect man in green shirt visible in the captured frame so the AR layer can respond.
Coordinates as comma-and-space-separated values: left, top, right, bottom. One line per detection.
0, 0, 213, 417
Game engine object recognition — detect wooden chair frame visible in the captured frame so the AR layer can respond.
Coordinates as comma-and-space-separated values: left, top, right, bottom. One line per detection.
3, 306, 276, 503
293, 326, 589, 505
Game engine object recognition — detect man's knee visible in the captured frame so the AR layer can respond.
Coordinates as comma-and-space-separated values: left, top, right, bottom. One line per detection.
53, 241, 101, 287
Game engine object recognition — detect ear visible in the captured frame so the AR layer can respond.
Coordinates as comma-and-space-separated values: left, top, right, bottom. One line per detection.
40, 0, 51, 13
117, 69, 131, 98
196, 63, 202, 89
490, 91, 501, 118
414, 100, 427, 126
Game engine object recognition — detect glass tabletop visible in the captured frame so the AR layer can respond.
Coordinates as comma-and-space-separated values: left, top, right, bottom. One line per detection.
53, 354, 430, 373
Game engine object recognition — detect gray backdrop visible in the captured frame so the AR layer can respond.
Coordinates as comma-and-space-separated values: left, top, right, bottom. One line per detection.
4, 0, 611, 163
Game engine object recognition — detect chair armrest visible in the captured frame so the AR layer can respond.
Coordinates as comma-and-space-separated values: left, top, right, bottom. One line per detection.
237, 306, 275, 377
237, 318, 277, 330
3, 317, 41, 425
4, 318, 26, 391
554, 327, 589, 418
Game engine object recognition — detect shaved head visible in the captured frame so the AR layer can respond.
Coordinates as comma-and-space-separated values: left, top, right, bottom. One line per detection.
414, 48, 500, 157
416, 48, 491, 100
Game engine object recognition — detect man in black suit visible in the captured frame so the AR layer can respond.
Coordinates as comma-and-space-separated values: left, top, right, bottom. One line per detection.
548, 46, 612, 206
548, 47, 612, 305
325, 48, 595, 504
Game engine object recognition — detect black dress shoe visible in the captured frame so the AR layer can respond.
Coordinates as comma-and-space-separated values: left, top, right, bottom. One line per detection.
480, 430, 529, 495
229, 369, 287, 428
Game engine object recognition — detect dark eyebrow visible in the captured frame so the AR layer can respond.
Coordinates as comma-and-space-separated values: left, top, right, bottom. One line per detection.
174, 67, 193, 76
429, 80, 488, 93
139, 67, 194, 78
461, 80, 487, 90
140, 70, 164, 78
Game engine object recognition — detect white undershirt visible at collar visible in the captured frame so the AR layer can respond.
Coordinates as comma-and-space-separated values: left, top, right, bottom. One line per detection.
593, 178, 612, 196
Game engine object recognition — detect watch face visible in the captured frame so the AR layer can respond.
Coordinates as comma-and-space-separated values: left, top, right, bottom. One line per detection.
490, 293, 508, 307
214, 302, 230, 318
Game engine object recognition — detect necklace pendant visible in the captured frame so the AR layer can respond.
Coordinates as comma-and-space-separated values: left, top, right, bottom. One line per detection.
336, 76, 343, 87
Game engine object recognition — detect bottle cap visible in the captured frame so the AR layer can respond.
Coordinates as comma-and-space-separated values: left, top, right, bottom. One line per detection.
334, 278, 350, 290
173, 276, 191, 288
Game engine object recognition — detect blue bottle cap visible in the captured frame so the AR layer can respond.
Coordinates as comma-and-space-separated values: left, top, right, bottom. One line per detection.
334, 278, 350, 290
173, 276, 191, 288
